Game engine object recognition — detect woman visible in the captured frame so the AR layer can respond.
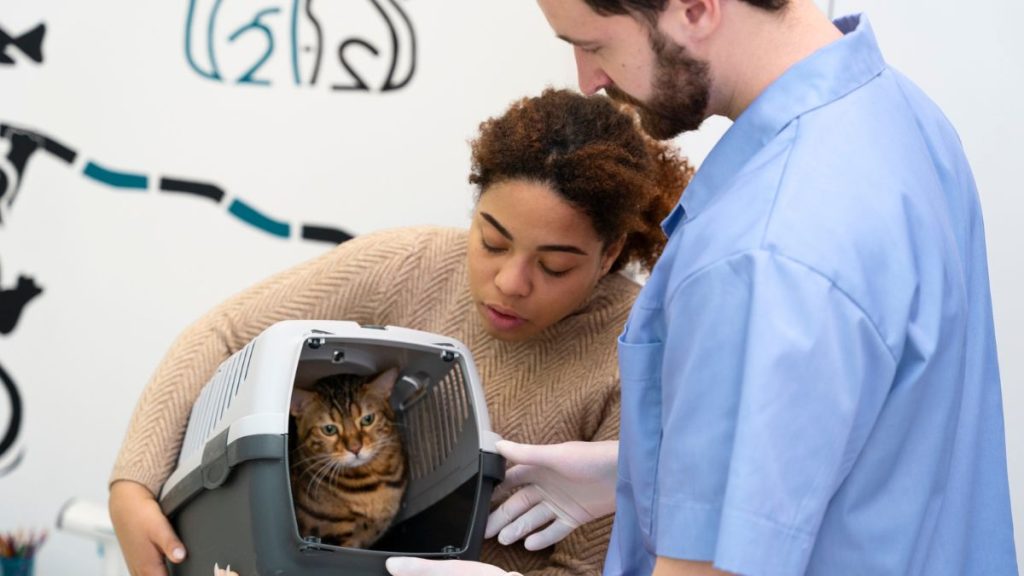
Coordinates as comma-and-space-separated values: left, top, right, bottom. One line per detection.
109, 88, 691, 576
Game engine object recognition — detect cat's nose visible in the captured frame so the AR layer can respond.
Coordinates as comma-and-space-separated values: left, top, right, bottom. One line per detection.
347, 440, 363, 455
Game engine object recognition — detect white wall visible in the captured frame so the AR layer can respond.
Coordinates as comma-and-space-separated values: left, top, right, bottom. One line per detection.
0, 0, 1019, 574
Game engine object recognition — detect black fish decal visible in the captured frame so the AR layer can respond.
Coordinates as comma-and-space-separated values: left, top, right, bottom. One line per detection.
0, 23, 45, 65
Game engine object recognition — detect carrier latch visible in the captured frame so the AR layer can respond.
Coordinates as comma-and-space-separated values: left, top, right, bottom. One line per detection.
200, 428, 231, 490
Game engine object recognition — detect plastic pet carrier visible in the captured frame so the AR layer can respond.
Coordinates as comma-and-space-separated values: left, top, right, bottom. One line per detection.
159, 320, 505, 575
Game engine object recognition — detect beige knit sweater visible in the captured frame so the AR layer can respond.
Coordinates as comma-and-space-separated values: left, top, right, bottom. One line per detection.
111, 226, 639, 576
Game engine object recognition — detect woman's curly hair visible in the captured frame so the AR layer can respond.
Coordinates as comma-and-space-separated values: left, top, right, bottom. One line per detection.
469, 88, 693, 273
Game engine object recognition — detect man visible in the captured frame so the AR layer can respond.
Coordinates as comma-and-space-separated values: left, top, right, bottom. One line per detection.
388, 1, 1018, 574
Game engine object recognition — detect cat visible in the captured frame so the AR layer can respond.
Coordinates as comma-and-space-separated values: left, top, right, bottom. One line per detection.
289, 367, 407, 548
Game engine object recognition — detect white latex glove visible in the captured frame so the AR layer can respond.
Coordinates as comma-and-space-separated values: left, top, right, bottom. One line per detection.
386, 557, 521, 576
485, 439, 617, 551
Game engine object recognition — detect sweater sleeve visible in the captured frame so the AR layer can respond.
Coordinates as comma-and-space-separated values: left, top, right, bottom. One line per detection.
109, 228, 426, 495
522, 375, 621, 576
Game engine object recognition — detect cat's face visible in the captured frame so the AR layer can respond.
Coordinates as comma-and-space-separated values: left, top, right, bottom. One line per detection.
291, 368, 400, 469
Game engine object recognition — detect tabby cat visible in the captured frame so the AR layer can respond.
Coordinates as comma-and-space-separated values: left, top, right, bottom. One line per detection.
289, 367, 407, 548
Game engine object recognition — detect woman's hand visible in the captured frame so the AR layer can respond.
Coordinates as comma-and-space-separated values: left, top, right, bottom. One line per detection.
109, 480, 187, 576
486, 440, 618, 550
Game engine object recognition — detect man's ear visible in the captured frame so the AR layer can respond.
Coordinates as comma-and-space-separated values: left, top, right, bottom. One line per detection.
657, 0, 722, 47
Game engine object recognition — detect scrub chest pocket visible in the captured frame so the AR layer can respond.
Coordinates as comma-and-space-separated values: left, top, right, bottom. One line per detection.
617, 333, 665, 548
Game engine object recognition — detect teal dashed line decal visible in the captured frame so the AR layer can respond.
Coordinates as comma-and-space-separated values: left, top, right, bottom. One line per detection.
83, 161, 148, 190
3, 121, 353, 243
228, 198, 290, 238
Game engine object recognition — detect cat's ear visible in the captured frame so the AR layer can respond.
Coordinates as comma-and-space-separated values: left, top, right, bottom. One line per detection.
367, 367, 399, 398
290, 387, 316, 416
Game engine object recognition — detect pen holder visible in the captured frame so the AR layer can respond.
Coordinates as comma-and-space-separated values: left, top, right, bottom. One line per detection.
0, 556, 35, 576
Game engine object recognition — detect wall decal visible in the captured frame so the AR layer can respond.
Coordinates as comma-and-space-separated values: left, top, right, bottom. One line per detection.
0, 123, 354, 243
159, 177, 225, 203
0, 359, 24, 477
0, 23, 45, 65
0, 267, 41, 336
83, 161, 148, 190
0, 124, 75, 224
0, 122, 46, 477
0, 263, 35, 474
0, 124, 43, 476
0, 264, 38, 476
184, 0, 416, 92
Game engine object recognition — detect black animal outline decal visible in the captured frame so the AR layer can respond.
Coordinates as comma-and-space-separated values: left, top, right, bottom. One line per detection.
0, 264, 36, 475
0, 126, 51, 476
184, 0, 416, 92
0, 23, 45, 65
0, 359, 24, 476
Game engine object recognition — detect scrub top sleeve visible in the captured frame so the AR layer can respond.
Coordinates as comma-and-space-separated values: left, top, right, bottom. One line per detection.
655, 250, 897, 576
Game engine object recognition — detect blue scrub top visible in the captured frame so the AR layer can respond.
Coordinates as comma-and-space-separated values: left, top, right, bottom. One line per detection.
607, 14, 1017, 576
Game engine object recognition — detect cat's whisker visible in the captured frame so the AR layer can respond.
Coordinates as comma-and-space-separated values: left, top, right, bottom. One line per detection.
308, 458, 337, 497
294, 455, 325, 473
318, 458, 340, 489
330, 459, 345, 487
305, 467, 322, 497
295, 454, 335, 483
291, 451, 329, 466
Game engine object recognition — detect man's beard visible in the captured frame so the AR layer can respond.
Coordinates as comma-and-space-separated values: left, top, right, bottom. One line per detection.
606, 30, 711, 140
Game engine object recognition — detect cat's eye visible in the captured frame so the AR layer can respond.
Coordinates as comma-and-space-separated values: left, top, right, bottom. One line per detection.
360, 414, 375, 427
321, 424, 338, 435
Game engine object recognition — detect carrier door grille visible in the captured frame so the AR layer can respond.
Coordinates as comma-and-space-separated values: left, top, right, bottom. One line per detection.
177, 340, 256, 466
405, 362, 470, 481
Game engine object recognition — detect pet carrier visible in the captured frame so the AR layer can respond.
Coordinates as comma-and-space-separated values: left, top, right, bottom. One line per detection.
158, 320, 505, 575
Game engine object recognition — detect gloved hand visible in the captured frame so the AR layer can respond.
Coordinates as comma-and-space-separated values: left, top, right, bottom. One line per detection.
386, 557, 521, 576
485, 439, 618, 551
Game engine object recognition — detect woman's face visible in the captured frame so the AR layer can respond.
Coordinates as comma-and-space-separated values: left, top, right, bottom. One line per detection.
467, 179, 622, 342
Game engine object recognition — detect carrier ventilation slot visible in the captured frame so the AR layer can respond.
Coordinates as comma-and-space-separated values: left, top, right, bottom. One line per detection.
177, 341, 256, 466
405, 363, 470, 481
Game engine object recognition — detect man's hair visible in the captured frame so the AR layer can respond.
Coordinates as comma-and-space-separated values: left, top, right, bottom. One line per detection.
583, 0, 787, 19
